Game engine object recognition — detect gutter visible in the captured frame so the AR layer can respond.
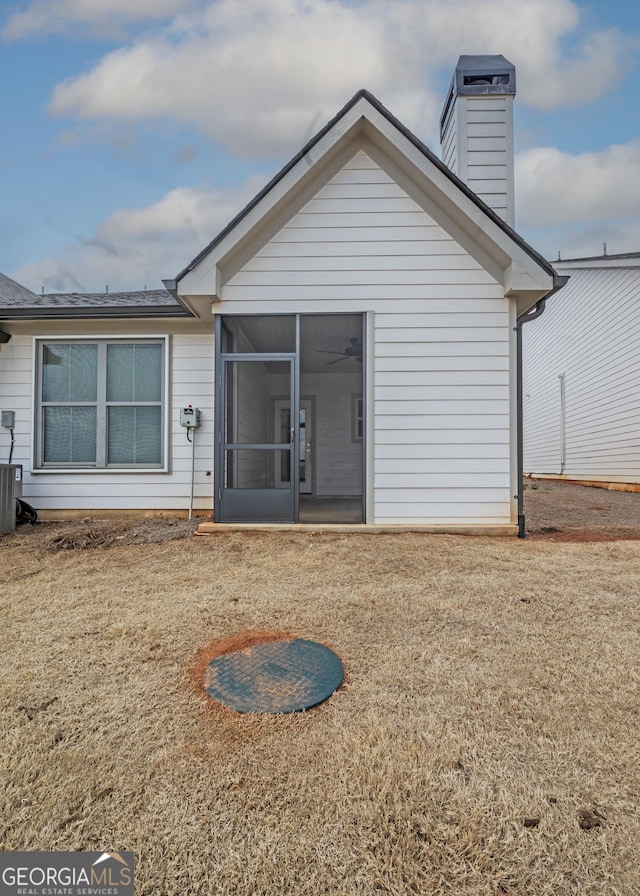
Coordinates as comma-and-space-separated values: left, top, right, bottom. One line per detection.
0, 305, 193, 321
515, 275, 569, 538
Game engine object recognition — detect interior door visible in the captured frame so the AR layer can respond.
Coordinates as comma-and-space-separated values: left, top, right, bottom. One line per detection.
218, 355, 296, 522
273, 399, 313, 494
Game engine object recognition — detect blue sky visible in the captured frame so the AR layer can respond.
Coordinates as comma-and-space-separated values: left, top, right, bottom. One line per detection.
1, 0, 639, 293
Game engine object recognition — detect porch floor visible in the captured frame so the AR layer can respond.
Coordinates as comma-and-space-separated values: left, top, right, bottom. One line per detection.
298, 496, 363, 524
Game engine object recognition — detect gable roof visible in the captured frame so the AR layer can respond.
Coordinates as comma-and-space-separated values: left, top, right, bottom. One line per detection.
172, 89, 561, 312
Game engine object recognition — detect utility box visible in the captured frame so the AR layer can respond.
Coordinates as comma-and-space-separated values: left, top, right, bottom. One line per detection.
180, 406, 201, 428
0, 464, 22, 535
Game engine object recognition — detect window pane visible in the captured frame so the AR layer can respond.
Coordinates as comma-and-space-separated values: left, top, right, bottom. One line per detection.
108, 406, 162, 465
43, 344, 97, 402
44, 406, 97, 463
107, 343, 162, 402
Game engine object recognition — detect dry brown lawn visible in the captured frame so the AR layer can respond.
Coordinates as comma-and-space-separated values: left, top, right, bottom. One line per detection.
1, 486, 640, 895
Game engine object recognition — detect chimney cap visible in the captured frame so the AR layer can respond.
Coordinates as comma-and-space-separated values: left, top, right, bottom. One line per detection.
453, 54, 516, 96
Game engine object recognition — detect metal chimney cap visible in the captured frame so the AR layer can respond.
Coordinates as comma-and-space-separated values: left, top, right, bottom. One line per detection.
454, 54, 516, 96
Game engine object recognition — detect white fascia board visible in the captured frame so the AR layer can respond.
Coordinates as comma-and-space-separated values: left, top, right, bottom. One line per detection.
177, 98, 373, 302
175, 246, 217, 301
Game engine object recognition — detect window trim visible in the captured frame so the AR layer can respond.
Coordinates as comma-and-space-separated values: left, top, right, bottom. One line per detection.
33, 335, 170, 473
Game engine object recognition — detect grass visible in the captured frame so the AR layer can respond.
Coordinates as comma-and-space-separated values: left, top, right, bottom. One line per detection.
1, 527, 639, 895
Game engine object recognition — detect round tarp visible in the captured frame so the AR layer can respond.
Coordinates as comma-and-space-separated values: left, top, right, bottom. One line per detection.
203, 638, 344, 714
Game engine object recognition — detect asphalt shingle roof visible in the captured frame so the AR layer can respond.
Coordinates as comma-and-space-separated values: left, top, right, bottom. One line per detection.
37, 288, 178, 307
0, 275, 192, 318
0, 272, 40, 305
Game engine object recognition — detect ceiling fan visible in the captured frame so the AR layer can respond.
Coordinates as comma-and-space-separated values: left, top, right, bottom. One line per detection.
318, 337, 363, 365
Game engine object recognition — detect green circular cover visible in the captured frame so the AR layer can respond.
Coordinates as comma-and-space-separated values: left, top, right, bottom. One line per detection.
203, 638, 344, 714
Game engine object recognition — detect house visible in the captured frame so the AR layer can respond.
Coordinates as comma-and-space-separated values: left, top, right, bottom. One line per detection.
523, 251, 640, 489
0, 56, 562, 533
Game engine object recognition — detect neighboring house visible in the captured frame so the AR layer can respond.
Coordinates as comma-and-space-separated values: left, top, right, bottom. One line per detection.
0, 56, 562, 532
523, 251, 640, 488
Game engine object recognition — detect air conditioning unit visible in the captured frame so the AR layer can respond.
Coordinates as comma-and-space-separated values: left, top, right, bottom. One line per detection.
0, 465, 22, 535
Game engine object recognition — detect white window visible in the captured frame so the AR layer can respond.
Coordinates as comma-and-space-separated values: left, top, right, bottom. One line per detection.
35, 339, 166, 469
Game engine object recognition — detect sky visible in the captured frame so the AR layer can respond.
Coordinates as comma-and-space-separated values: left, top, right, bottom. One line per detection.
1, 0, 639, 294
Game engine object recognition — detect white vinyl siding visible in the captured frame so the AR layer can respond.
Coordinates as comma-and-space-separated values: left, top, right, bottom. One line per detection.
0, 330, 215, 513
0, 337, 32, 468
220, 149, 511, 525
523, 265, 640, 482
440, 96, 513, 226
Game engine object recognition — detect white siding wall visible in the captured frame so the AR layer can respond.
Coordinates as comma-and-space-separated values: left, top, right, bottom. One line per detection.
0, 328, 215, 514
220, 149, 512, 525
440, 96, 514, 227
523, 266, 640, 482
0, 335, 32, 467
440, 99, 457, 175
465, 97, 513, 225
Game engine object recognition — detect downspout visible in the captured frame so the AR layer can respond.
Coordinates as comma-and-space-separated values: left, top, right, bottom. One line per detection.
515, 275, 569, 538
516, 300, 546, 537
558, 373, 566, 473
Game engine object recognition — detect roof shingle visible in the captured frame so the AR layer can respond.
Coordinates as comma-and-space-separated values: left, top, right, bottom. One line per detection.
0, 276, 192, 318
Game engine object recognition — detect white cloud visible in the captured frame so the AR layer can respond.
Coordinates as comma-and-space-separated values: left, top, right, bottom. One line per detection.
12, 177, 264, 293
2, 0, 196, 40
44, 0, 638, 158
516, 141, 640, 259
517, 141, 640, 227
516, 28, 634, 110
8, 0, 640, 284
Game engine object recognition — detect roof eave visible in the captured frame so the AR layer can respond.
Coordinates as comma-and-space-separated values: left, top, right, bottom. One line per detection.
510, 272, 569, 317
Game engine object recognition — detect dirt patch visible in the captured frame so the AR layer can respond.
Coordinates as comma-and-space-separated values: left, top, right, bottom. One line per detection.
524, 478, 640, 540
18, 517, 200, 550
533, 531, 640, 543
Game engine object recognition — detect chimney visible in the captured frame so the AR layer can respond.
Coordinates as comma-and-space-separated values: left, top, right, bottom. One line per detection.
440, 55, 516, 228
